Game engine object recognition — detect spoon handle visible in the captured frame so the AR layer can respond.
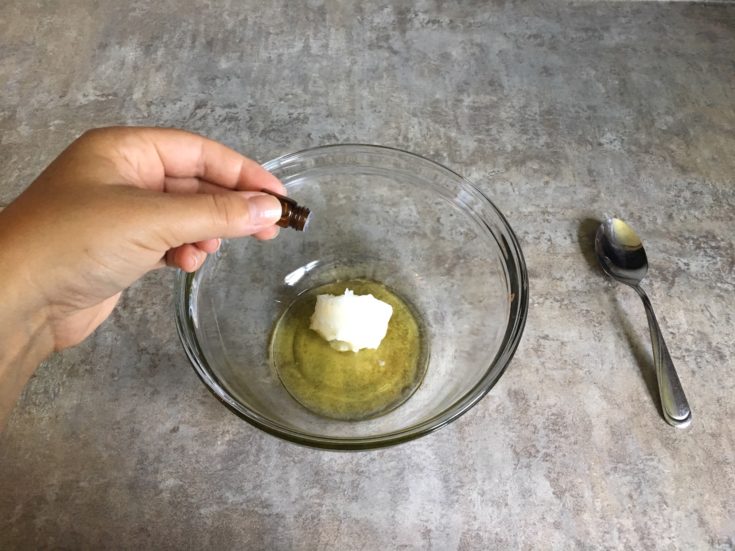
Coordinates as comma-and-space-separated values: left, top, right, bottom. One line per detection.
635, 286, 692, 427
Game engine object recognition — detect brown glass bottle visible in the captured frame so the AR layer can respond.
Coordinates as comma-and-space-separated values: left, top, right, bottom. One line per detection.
261, 189, 311, 231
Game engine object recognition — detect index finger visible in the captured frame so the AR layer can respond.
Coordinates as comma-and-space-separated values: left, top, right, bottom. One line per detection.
131, 127, 286, 195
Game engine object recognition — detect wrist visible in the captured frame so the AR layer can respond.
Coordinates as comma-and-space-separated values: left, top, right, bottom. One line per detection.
0, 290, 54, 430
0, 280, 54, 361
0, 212, 55, 428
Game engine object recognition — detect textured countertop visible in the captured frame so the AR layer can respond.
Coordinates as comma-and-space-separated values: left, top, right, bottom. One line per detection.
1, 1, 734, 549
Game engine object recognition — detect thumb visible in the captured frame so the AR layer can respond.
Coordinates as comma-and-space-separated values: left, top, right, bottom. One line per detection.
160, 191, 283, 245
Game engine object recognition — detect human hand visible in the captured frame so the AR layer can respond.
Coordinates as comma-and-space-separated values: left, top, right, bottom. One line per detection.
0, 127, 285, 351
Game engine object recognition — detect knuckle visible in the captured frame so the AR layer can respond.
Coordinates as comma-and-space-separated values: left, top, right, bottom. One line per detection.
78, 126, 129, 145
79, 127, 111, 143
209, 193, 247, 232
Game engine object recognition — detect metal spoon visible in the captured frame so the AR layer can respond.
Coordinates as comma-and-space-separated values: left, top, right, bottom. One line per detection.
595, 217, 692, 428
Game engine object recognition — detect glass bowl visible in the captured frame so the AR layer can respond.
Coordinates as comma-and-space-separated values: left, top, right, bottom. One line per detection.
174, 145, 528, 450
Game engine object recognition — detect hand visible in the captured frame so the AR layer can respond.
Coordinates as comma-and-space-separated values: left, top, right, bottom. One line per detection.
0, 126, 285, 351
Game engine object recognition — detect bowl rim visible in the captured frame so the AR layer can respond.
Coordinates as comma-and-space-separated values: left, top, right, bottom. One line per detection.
175, 143, 529, 450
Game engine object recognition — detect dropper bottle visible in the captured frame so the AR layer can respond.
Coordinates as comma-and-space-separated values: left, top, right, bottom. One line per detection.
261, 189, 311, 231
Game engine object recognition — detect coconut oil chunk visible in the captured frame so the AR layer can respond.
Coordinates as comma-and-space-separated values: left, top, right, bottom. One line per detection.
309, 289, 393, 352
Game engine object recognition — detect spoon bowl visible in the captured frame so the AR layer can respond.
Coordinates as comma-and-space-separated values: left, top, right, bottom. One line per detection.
595, 218, 649, 284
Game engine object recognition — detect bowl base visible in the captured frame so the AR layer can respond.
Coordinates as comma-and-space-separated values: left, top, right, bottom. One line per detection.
270, 278, 428, 421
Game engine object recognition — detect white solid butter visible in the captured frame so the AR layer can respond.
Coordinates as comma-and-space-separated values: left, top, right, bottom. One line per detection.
309, 289, 393, 353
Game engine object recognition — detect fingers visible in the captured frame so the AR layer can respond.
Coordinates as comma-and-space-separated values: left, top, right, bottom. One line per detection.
159, 190, 282, 246
135, 127, 286, 194
166, 239, 219, 270
166, 230, 282, 272
195, 238, 221, 253
253, 226, 280, 240
163, 179, 282, 242
163, 177, 227, 195
167, 231, 278, 271
166, 244, 207, 272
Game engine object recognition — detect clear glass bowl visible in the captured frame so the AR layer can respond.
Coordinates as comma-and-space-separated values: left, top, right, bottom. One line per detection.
174, 145, 528, 449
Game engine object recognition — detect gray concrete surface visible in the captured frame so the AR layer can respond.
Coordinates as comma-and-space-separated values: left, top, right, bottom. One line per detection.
1, 1, 734, 549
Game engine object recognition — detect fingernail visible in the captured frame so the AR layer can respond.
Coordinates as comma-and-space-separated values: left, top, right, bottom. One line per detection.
246, 193, 283, 225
